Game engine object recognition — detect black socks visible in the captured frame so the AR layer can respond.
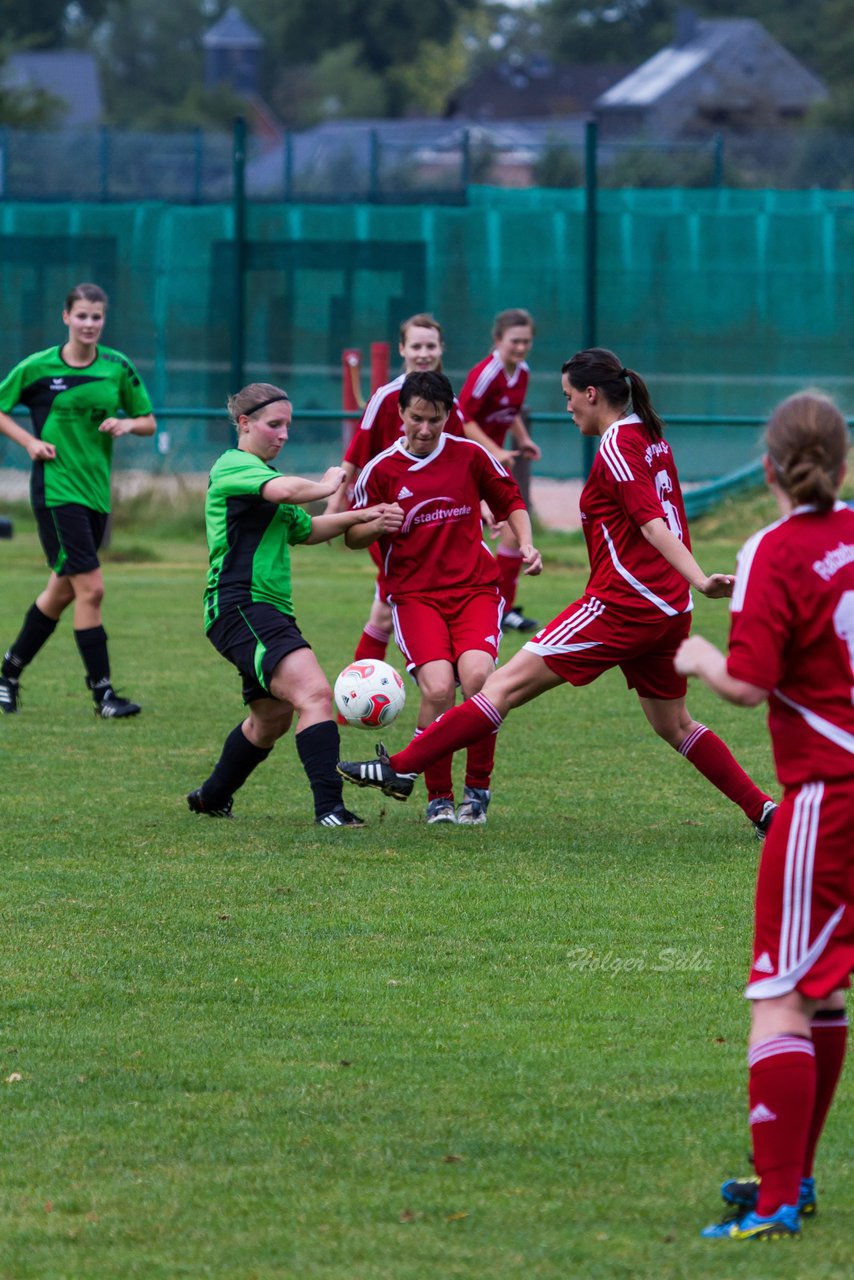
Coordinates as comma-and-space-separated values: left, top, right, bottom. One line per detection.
201, 724, 273, 807
295, 720, 343, 819
2, 602, 58, 677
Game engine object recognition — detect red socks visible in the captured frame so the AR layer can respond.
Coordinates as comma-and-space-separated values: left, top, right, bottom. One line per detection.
497, 546, 523, 611
391, 693, 502, 775
464, 731, 496, 790
803, 1011, 848, 1178
353, 623, 390, 663
678, 724, 770, 820
748, 1035, 816, 1215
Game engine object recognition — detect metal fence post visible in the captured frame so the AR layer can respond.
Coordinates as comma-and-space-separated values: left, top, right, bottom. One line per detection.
369, 129, 380, 201
583, 117, 598, 479
99, 125, 110, 201
713, 131, 724, 187
231, 116, 247, 394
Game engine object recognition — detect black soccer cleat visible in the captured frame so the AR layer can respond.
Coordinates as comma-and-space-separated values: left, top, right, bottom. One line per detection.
502, 603, 539, 633
722, 1174, 816, 1217
316, 805, 367, 828
337, 742, 416, 801
753, 799, 778, 840
88, 677, 141, 719
0, 674, 20, 714
187, 788, 234, 818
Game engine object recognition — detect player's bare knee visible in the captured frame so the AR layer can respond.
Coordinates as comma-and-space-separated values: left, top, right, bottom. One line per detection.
296, 681, 334, 720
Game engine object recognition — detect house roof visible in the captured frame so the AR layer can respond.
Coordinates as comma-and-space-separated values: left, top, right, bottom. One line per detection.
449, 59, 632, 120
203, 5, 264, 50
3, 51, 103, 126
596, 18, 826, 110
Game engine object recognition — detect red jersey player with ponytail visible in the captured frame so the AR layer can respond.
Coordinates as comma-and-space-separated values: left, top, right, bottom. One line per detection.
676, 391, 854, 1241
339, 347, 775, 839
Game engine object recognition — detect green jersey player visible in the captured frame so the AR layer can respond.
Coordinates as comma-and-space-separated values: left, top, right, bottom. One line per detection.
187, 382, 403, 827
0, 282, 156, 717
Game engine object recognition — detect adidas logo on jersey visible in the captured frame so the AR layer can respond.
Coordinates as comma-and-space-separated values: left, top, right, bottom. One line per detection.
397, 485, 413, 499
749, 1103, 777, 1125
754, 951, 775, 974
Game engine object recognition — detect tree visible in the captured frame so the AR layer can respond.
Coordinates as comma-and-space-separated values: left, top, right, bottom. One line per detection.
247, 0, 478, 115
0, 0, 108, 47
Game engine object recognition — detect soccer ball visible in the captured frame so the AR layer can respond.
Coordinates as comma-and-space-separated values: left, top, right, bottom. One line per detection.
334, 659, 406, 729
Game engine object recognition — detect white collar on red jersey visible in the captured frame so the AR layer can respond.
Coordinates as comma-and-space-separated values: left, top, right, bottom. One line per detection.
600, 413, 642, 440
490, 350, 528, 387
396, 431, 449, 470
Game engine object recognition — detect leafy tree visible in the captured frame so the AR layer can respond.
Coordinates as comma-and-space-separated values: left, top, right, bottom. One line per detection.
96, 0, 217, 127
246, 0, 478, 115
0, 0, 107, 47
270, 44, 387, 128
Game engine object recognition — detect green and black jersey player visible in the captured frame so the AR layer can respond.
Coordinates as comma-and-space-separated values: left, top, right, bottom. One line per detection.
187, 381, 403, 827
0, 282, 156, 717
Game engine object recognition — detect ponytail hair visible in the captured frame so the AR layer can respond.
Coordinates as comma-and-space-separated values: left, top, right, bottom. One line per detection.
765, 391, 848, 513
561, 347, 666, 441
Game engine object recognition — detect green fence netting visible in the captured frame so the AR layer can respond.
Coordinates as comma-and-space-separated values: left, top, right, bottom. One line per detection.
1, 187, 853, 481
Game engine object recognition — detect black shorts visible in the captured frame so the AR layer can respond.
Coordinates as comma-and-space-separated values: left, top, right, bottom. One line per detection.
35, 504, 109, 577
207, 603, 311, 704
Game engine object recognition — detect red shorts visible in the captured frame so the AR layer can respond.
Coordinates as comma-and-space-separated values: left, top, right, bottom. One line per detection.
746, 779, 854, 1001
391, 587, 502, 673
524, 594, 691, 701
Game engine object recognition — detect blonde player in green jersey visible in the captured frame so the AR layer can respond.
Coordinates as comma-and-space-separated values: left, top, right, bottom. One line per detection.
188, 383, 403, 826
0, 283, 156, 717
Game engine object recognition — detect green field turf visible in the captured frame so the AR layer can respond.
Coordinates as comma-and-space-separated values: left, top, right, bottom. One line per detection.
1, 492, 852, 1279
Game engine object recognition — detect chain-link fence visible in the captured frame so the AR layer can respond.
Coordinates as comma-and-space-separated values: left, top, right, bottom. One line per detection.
4, 122, 854, 202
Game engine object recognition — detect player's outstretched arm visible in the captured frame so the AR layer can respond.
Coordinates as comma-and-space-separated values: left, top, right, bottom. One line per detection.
262, 466, 347, 507
0, 408, 56, 460
641, 517, 734, 597
311, 502, 404, 547
674, 635, 769, 707
324, 461, 358, 515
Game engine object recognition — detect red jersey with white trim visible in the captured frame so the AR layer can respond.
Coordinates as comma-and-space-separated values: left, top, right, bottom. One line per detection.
727, 502, 854, 786
579, 415, 692, 618
458, 352, 529, 446
353, 434, 526, 600
344, 374, 465, 472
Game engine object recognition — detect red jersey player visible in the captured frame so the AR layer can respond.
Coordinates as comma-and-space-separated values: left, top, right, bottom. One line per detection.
458, 308, 542, 631
676, 391, 854, 1241
339, 347, 775, 839
346, 369, 541, 824
327, 315, 465, 703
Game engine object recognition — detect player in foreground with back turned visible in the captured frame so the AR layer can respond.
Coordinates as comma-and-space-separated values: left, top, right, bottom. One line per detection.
676, 392, 854, 1241
0, 282, 156, 717
346, 370, 540, 824
339, 347, 776, 836
188, 384, 402, 827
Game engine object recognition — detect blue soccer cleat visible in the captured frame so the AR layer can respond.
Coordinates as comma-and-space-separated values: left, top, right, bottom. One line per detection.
701, 1203, 800, 1240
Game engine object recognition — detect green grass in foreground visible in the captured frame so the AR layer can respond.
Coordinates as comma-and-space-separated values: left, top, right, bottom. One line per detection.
1, 494, 852, 1280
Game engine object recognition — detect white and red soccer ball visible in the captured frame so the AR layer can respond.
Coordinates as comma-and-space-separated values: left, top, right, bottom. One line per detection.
333, 659, 406, 729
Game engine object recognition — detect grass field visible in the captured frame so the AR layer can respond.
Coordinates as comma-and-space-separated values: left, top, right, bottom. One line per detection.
1, 487, 852, 1280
